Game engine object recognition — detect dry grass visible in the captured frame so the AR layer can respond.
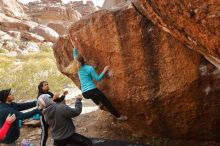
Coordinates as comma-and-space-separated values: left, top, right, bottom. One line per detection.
0, 44, 73, 101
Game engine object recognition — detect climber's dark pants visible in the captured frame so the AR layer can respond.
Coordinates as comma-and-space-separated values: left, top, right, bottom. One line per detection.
40, 115, 49, 146
54, 133, 92, 146
82, 88, 120, 118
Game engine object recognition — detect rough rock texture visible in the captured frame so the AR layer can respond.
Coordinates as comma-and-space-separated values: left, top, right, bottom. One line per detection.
41, 0, 62, 3
21, 31, 45, 42
102, 0, 125, 9
0, 6, 38, 33
47, 23, 68, 35
7, 31, 21, 40
25, 1, 96, 35
53, 2, 220, 141
0, 18, 38, 32
132, 0, 220, 69
0, 10, 55, 43
30, 25, 59, 43
0, 31, 13, 42
0, 0, 26, 18
26, 3, 82, 23
0, 0, 68, 56
67, 1, 97, 16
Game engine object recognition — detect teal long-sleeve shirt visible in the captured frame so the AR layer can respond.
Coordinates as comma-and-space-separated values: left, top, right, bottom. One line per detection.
73, 48, 105, 93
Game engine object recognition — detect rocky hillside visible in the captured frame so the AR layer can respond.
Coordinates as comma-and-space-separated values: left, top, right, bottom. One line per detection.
25, 0, 97, 35
0, 0, 98, 55
53, 0, 220, 142
0, 0, 26, 18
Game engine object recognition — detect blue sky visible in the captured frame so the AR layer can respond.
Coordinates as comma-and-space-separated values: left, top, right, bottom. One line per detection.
18, 0, 105, 7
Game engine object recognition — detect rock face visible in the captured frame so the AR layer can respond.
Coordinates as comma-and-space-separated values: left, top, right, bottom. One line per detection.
0, 1, 35, 33
25, 1, 96, 35
0, 0, 98, 55
0, 0, 59, 54
0, 31, 13, 42
0, 0, 26, 18
47, 23, 68, 35
30, 25, 59, 43
0, 18, 38, 32
67, 1, 97, 16
102, 0, 125, 9
0, 12, 58, 43
53, 2, 220, 141
26, 3, 82, 23
41, 0, 62, 3
21, 31, 45, 43
132, 0, 220, 69
7, 31, 21, 40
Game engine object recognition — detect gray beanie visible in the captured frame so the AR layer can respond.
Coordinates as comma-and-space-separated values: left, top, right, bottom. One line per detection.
37, 94, 55, 108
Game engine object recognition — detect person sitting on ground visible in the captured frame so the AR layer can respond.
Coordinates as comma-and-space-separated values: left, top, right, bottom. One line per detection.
37, 94, 92, 146
62, 37, 127, 121
37, 81, 68, 146
0, 88, 41, 145
0, 114, 16, 141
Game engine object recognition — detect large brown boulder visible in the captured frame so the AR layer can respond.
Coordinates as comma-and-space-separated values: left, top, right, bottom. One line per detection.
132, 0, 220, 70
53, 2, 220, 141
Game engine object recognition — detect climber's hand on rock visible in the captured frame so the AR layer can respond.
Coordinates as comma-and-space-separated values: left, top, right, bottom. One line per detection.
70, 38, 76, 48
103, 66, 109, 73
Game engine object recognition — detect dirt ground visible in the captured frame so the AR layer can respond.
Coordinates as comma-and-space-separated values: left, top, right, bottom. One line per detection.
16, 109, 220, 146
14, 97, 146, 146
17, 109, 147, 146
